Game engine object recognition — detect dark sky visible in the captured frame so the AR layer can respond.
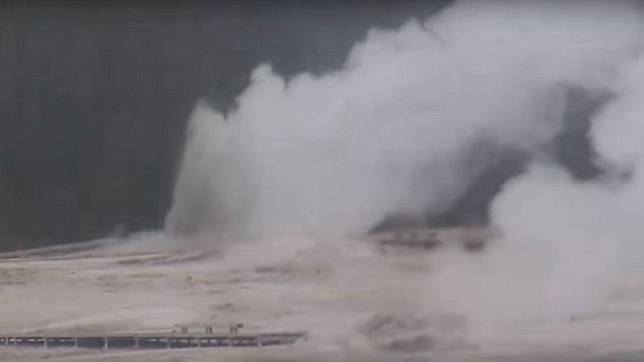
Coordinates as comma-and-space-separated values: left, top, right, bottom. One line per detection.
0, 1, 450, 251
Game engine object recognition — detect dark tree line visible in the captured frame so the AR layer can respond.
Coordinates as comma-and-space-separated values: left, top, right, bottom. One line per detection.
0, 1, 449, 251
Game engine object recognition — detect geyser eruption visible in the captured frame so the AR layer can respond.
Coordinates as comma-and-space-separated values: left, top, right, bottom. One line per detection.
167, 0, 644, 244
476, 53, 644, 327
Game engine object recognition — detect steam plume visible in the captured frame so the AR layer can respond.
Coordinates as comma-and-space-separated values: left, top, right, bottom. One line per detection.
167, 0, 644, 244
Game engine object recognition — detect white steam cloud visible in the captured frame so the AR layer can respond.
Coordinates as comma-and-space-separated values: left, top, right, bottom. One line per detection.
473, 53, 644, 331
163, 0, 644, 349
167, 0, 644, 243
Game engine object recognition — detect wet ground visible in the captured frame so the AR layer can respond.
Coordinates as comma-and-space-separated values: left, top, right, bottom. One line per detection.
2, 232, 644, 361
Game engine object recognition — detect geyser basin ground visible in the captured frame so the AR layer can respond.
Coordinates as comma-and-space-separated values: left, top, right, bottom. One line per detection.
2, 234, 644, 362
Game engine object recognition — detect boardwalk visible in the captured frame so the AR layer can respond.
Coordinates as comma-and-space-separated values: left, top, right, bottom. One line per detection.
0, 331, 307, 350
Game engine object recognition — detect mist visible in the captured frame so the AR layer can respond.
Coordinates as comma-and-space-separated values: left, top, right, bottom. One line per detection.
161, 0, 644, 348
168, 0, 644, 242
6, 2, 644, 359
